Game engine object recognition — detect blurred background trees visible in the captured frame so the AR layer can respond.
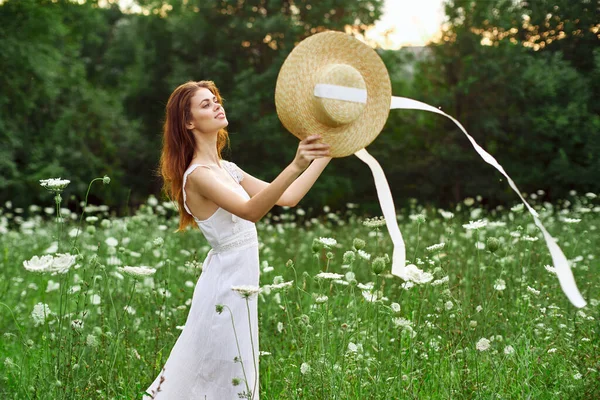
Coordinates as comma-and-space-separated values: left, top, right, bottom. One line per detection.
0, 0, 598, 216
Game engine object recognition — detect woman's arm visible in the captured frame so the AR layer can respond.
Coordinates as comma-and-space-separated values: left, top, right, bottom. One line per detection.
186, 135, 329, 222
240, 157, 332, 207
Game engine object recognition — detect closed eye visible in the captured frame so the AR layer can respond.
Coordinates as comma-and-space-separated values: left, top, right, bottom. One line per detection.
202, 97, 219, 108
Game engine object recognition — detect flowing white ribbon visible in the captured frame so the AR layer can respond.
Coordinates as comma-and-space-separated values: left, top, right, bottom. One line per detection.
314, 83, 586, 308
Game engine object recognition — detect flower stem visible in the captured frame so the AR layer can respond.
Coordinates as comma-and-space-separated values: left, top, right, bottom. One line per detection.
246, 299, 258, 399
223, 305, 251, 398
70, 178, 103, 252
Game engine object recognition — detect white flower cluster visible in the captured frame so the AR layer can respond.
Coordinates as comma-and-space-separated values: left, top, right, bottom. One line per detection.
116, 266, 156, 278
314, 272, 344, 280
462, 219, 487, 230
476, 337, 490, 351
31, 303, 52, 327
39, 178, 70, 193
431, 276, 449, 286
493, 278, 506, 291
317, 237, 337, 247
425, 242, 445, 252
393, 317, 416, 337
362, 216, 386, 228
23, 253, 77, 275
396, 264, 433, 284
262, 280, 294, 293
231, 285, 260, 299
437, 209, 454, 219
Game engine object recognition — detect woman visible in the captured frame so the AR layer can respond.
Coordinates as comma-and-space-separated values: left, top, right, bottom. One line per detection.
144, 80, 331, 399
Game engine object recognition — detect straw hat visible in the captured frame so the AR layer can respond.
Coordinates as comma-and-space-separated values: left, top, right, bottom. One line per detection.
275, 30, 392, 157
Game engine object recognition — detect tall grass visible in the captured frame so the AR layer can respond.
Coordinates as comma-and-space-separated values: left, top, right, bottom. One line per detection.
0, 184, 598, 399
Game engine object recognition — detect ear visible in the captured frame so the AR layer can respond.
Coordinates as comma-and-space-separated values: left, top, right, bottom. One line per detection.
186, 121, 195, 130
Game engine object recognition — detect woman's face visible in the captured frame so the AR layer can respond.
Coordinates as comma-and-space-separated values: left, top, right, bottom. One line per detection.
187, 87, 228, 134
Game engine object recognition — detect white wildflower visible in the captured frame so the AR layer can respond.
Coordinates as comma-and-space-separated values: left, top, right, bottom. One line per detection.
123, 305, 136, 315
300, 362, 310, 375
476, 337, 490, 351
401, 281, 414, 290
49, 253, 76, 274
397, 264, 433, 284
393, 317, 413, 329
409, 213, 426, 224
46, 280, 59, 293
463, 219, 487, 230
90, 294, 101, 305
39, 178, 70, 193
23, 255, 54, 273
31, 303, 52, 326
544, 264, 556, 274
431, 276, 449, 286
4, 357, 16, 369
357, 249, 371, 261
562, 217, 581, 224
315, 272, 344, 280
231, 285, 260, 299
86, 334, 99, 348
494, 278, 506, 291
116, 266, 156, 278
390, 303, 401, 313
263, 280, 293, 291
362, 291, 378, 303
511, 204, 524, 212
438, 209, 454, 219
314, 295, 328, 303
363, 216, 386, 228
503, 345, 515, 355
445, 301, 454, 310
527, 286, 540, 296
71, 319, 84, 331
426, 243, 445, 252
317, 237, 337, 247
105, 237, 119, 247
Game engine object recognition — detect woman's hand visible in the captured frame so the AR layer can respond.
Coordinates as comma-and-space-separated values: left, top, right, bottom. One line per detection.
292, 134, 331, 171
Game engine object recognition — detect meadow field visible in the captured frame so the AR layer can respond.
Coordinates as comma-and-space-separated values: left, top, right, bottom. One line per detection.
0, 178, 598, 399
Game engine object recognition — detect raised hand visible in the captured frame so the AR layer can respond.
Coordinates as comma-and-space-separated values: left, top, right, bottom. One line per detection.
292, 134, 331, 171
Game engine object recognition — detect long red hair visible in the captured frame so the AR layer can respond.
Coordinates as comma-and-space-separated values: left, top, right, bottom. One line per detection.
158, 81, 230, 232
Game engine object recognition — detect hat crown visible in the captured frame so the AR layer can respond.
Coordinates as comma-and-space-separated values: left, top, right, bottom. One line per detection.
313, 64, 366, 128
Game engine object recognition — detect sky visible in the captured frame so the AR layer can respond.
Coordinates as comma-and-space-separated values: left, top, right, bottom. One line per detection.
109, 0, 446, 48
365, 0, 446, 48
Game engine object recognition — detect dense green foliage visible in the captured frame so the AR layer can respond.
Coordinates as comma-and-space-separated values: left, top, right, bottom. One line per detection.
0, 0, 598, 215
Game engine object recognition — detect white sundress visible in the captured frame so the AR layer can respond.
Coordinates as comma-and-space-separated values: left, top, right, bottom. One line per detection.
144, 160, 260, 400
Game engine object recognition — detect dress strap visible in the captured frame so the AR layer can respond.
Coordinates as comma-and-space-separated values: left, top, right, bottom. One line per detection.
182, 164, 210, 219
221, 160, 244, 184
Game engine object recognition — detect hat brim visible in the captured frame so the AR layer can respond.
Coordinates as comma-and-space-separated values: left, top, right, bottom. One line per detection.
275, 31, 392, 158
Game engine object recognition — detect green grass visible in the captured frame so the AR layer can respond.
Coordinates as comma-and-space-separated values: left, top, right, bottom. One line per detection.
0, 183, 599, 399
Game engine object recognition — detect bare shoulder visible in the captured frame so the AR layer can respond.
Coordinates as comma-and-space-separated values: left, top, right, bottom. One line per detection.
185, 165, 216, 195
185, 163, 254, 221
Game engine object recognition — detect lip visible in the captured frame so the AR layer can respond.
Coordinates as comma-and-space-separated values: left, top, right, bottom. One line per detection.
215, 112, 225, 119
